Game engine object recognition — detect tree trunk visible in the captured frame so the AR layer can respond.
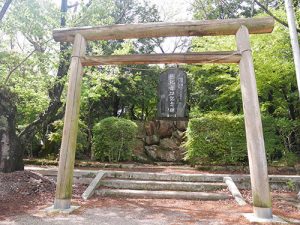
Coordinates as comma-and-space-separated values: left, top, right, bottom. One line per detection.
0, 88, 23, 173
19, 0, 70, 144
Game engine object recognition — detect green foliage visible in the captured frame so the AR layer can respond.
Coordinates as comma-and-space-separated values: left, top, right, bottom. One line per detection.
286, 179, 297, 191
1, 0, 299, 165
185, 113, 247, 165
192, 0, 260, 20
48, 119, 88, 159
92, 117, 137, 162
185, 113, 291, 165
0, 0, 162, 160
188, 10, 300, 161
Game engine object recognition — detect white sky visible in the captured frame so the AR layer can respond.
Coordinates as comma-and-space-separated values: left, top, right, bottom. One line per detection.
52, 0, 194, 53
146, 0, 193, 21
53, 0, 193, 21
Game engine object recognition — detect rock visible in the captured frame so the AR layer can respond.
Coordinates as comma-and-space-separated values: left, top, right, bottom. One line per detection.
145, 135, 160, 145
145, 145, 159, 159
158, 150, 177, 162
159, 138, 178, 150
0, 89, 23, 173
132, 139, 149, 162
145, 144, 185, 162
144, 121, 156, 136
175, 120, 188, 132
156, 147, 184, 162
172, 130, 184, 142
157, 120, 174, 138
134, 154, 151, 163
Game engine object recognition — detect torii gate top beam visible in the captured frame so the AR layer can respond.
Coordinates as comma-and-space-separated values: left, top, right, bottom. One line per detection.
53, 17, 274, 42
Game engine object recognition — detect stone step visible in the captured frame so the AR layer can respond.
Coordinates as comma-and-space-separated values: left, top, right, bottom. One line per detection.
95, 189, 231, 201
105, 171, 224, 182
99, 179, 227, 191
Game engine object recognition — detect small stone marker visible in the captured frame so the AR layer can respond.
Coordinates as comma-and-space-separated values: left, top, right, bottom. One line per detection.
82, 171, 106, 200
157, 68, 188, 119
223, 176, 247, 206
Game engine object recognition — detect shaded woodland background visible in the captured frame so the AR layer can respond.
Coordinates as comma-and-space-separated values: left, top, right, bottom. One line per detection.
0, 0, 299, 169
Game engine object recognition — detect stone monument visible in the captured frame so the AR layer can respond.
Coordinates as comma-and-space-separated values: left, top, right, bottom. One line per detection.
157, 68, 188, 119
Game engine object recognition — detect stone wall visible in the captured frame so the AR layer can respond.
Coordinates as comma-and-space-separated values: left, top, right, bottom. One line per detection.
133, 120, 188, 162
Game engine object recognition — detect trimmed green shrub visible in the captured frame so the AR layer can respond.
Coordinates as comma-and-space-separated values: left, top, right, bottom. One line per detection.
185, 113, 286, 165
92, 117, 137, 162
185, 113, 247, 165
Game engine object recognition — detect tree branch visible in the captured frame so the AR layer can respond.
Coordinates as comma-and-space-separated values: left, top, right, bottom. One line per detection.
0, 0, 12, 22
4, 50, 35, 85
254, 0, 300, 33
3, 38, 52, 85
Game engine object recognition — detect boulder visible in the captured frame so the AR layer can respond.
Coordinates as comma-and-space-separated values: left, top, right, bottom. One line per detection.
157, 120, 174, 138
158, 150, 177, 162
156, 147, 184, 162
144, 121, 156, 136
145, 135, 160, 145
145, 144, 185, 162
159, 138, 178, 150
145, 145, 159, 160
172, 130, 184, 142
134, 154, 150, 163
175, 120, 188, 132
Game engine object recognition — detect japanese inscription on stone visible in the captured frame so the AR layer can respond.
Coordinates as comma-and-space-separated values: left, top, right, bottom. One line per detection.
158, 68, 187, 118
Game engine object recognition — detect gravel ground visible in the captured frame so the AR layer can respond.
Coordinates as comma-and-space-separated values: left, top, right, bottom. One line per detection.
0, 206, 225, 225
1, 196, 299, 225
0, 198, 252, 225
1, 168, 300, 225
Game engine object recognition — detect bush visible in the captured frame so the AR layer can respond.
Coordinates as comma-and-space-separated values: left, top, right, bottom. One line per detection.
185, 113, 286, 165
47, 119, 88, 159
262, 116, 285, 162
92, 117, 137, 162
276, 118, 300, 150
185, 113, 247, 165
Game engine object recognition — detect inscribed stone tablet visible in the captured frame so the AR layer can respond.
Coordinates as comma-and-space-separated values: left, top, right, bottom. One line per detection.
157, 68, 187, 118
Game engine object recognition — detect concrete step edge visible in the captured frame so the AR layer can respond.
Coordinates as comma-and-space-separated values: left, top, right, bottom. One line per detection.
99, 179, 227, 191
105, 171, 224, 182
95, 189, 231, 200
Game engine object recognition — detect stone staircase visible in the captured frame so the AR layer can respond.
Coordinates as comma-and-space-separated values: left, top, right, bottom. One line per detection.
94, 171, 231, 201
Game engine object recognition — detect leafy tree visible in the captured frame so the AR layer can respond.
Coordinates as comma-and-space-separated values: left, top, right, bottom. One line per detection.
188, 4, 300, 159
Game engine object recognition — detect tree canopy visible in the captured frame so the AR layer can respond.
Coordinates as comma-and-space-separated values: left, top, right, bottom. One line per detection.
0, 0, 299, 166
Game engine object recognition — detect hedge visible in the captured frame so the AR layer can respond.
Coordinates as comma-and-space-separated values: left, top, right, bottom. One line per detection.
184, 113, 285, 165
92, 117, 137, 162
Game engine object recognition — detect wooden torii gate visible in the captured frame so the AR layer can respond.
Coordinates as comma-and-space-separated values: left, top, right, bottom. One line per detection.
52, 17, 275, 219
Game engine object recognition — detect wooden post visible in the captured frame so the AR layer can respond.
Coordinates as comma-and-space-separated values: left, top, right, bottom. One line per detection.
54, 33, 86, 209
236, 26, 272, 219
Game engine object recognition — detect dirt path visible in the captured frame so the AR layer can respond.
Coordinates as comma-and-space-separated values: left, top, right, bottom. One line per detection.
0, 168, 299, 224
1, 197, 299, 225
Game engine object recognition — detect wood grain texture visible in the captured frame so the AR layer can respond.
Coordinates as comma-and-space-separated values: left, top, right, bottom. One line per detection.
53, 17, 274, 42
54, 33, 86, 209
80, 52, 241, 66
236, 26, 272, 218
